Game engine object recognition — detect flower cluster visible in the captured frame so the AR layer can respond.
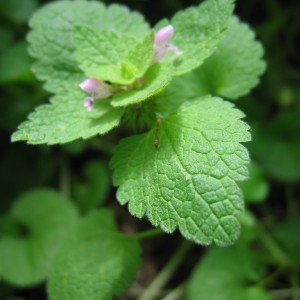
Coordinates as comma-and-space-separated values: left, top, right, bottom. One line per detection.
80, 25, 182, 111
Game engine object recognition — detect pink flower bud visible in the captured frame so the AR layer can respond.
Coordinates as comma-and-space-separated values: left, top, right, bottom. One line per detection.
80, 78, 113, 111
79, 78, 112, 99
154, 25, 174, 46
153, 25, 182, 63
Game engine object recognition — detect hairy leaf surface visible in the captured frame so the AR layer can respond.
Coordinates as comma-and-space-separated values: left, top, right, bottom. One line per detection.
156, 0, 235, 76
11, 90, 124, 144
111, 96, 250, 245
27, 1, 150, 93
47, 210, 141, 300
73, 26, 154, 85
0, 189, 78, 286
158, 16, 266, 117
111, 63, 173, 107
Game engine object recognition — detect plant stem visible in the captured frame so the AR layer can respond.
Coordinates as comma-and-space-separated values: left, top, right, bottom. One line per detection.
161, 282, 186, 300
138, 241, 192, 300
131, 228, 164, 240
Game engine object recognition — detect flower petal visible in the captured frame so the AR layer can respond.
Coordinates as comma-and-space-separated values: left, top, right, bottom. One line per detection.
80, 78, 112, 99
167, 44, 183, 55
154, 25, 174, 46
83, 97, 94, 111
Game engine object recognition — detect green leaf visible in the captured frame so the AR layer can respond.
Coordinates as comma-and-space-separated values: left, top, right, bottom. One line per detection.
0, 189, 78, 286
0, 26, 13, 52
181, 16, 266, 99
123, 31, 155, 82
74, 26, 154, 85
11, 90, 124, 145
47, 209, 141, 300
250, 109, 300, 182
27, 1, 150, 93
238, 162, 269, 203
111, 62, 173, 107
111, 96, 250, 246
0, 0, 38, 24
273, 217, 300, 264
158, 16, 266, 116
0, 214, 20, 236
202, 16, 265, 99
72, 160, 111, 213
159, 0, 235, 76
186, 245, 272, 300
0, 41, 34, 83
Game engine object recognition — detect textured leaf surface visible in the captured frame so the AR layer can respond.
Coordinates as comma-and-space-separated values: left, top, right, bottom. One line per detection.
111, 96, 250, 246
74, 26, 154, 84
47, 210, 141, 300
11, 90, 124, 144
0, 189, 78, 286
187, 246, 272, 300
27, 0, 150, 93
204, 16, 265, 99
181, 16, 266, 99
160, 0, 235, 76
158, 16, 266, 116
111, 63, 173, 107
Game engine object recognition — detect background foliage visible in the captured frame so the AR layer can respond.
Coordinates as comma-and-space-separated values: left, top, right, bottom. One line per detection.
0, 0, 299, 299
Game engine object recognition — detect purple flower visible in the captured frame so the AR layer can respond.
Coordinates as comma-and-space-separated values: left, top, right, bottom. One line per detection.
83, 97, 94, 112
79, 78, 112, 111
153, 25, 183, 62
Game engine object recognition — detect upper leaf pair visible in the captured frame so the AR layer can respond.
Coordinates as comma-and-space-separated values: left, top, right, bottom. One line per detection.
12, 0, 236, 144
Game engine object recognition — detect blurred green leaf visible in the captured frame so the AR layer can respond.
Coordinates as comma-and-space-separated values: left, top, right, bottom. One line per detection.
0, 214, 20, 236
0, 189, 78, 286
72, 160, 111, 213
186, 245, 273, 300
61, 139, 86, 156
0, 27, 13, 52
238, 210, 259, 243
273, 216, 300, 264
239, 162, 269, 203
47, 209, 141, 300
0, 42, 34, 83
0, 0, 38, 24
251, 109, 300, 182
